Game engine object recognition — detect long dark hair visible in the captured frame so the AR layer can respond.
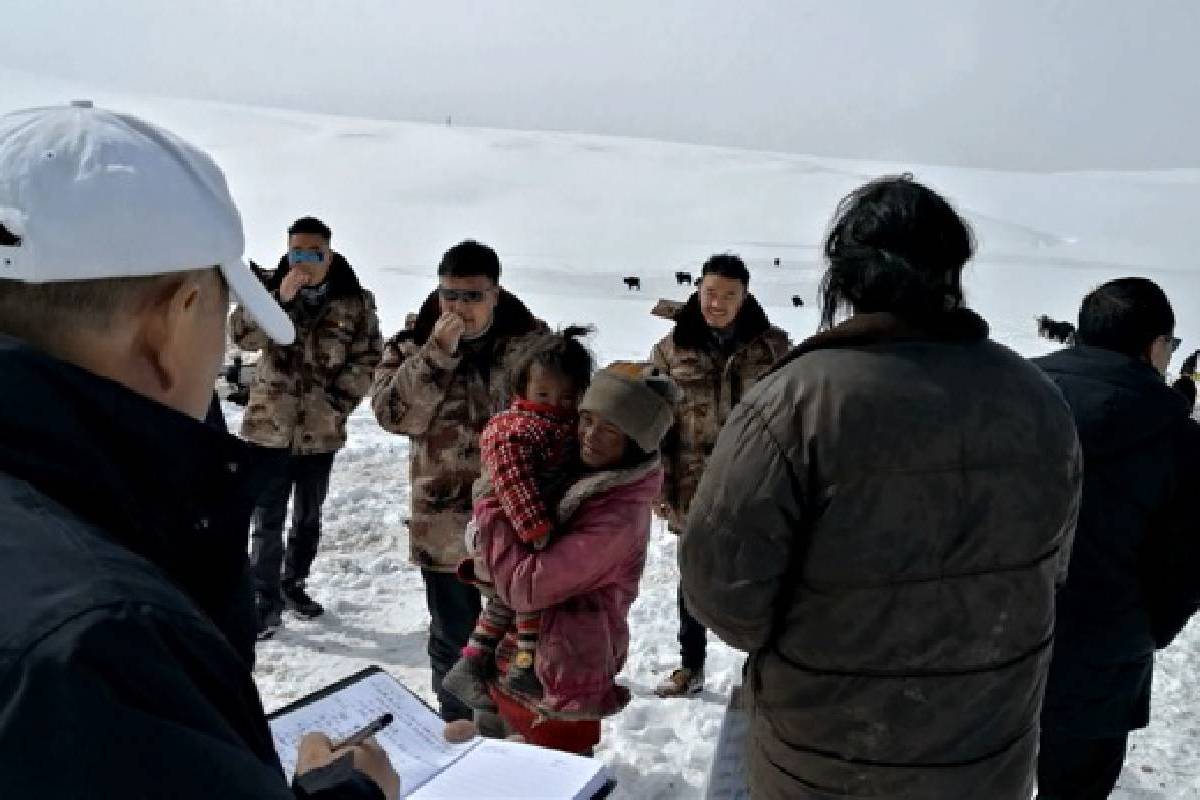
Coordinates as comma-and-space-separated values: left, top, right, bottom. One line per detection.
820, 175, 975, 329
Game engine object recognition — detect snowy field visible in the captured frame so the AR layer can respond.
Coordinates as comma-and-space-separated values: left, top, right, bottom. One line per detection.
4, 68, 1200, 797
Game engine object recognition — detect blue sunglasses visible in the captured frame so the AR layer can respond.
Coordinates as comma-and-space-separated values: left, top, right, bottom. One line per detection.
289, 248, 324, 266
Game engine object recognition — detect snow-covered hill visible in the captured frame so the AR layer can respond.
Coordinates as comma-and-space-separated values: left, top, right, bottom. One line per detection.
4, 68, 1198, 798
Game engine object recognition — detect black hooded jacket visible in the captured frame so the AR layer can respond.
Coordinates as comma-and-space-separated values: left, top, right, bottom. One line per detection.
1036, 345, 1200, 735
0, 336, 381, 798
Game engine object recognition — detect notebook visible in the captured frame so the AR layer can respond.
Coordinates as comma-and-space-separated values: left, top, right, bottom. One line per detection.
268, 666, 613, 799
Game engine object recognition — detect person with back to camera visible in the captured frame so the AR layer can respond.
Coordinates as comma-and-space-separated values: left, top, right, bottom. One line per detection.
680, 175, 1083, 799
0, 101, 398, 799
1034, 278, 1200, 799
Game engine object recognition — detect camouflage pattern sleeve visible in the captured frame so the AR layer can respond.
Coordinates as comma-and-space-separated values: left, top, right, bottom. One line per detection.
329, 290, 384, 408
370, 332, 462, 437
650, 340, 682, 522
228, 304, 269, 352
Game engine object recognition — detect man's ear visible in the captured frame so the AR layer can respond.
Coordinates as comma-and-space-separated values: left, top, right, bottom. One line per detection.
133, 277, 200, 395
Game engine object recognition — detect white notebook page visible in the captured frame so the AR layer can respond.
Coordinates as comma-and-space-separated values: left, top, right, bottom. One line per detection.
409, 738, 609, 800
269, 670, 474, 792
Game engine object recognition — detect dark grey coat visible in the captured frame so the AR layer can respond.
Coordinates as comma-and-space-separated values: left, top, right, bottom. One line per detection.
680, 311, 1082, 799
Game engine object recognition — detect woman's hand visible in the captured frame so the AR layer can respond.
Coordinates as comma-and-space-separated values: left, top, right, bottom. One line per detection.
443, 717, 526, 744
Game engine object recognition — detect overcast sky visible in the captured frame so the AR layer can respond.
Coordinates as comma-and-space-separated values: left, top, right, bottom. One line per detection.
5, 0, 1199, 170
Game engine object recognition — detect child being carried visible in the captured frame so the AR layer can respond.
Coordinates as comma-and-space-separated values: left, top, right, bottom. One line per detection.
445, 326, 594, 709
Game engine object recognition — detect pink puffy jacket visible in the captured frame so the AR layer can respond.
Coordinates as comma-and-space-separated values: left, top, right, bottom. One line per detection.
477, 459, 663, 720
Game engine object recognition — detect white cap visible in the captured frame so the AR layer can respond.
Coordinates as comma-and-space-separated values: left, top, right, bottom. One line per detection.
0, 102, 294, 344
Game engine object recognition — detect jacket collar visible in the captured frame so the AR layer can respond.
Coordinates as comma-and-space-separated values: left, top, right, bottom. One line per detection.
1035, 344, 1187, 455
557, 457, 662, 522
671, 292, 773, 353
771, 308, 990, 375
405, 287, 541, 347
511, 398, 575, 421
0, 336, 271, 664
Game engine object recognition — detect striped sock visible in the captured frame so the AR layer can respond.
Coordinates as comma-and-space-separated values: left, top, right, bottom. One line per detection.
464, 599, 514, 661
514, 612, 542, 669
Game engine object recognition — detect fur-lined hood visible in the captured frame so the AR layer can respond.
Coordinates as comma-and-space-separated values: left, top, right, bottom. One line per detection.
557, 457, 662, 522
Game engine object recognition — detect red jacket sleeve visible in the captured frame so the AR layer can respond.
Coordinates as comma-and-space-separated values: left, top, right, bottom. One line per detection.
481, 416, 554, 543
483, 498, 644, 613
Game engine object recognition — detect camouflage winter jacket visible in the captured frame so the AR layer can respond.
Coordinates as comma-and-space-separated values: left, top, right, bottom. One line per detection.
371, 290, 546, 571
230, 254, 383, 455
649, 294, 791, 531
681, 310, 1082, 800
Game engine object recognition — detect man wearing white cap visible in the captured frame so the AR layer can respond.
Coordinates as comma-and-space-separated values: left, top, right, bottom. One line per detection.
0, 102, 398, 798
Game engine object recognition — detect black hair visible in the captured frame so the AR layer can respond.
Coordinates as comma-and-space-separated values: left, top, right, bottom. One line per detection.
701, 253, 750, 286
820, 174, 974, 329
438, 239, 501, 283
1077, 277, 1175, 358
509, 325, 595, 400
288, 216, 332, 241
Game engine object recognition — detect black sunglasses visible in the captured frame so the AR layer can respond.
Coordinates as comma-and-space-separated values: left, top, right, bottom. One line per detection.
438, 287, 490, 304
1170, 336, 1182, 353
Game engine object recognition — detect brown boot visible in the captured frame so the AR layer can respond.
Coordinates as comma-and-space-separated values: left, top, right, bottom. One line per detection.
654, 667, 704, 698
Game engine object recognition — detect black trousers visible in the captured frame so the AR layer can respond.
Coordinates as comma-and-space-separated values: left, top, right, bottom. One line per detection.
422, 569, 482, 723
678, 583, 707, 671
249, 451, 336, 605
1037, 731, 1129, 800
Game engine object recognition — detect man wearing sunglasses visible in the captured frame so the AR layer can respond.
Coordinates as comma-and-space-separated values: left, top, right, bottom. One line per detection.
1034, 278, 1200, 799
371, 240, 546, 722
232, 216, 383, 639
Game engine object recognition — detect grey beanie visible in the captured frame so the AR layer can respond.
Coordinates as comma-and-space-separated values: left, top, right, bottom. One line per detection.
579, 362, 681, 453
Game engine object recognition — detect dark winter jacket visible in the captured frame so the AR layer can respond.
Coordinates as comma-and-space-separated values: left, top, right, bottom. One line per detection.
680, 311, 1082, 800
371, 289, 547, 570
1036, 346, 1200, 737
0, 336, 382, 800
231, 253, 383, 455
649, 293, 791, 531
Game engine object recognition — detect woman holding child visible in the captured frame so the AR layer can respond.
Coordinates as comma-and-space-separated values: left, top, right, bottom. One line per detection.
445, 340, 678, 754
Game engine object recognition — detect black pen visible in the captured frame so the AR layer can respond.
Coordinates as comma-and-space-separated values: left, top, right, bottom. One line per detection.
332, 712, 394, 750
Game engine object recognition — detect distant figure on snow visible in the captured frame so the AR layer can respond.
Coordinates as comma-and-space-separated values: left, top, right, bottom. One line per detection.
681, 176, 1081, 799
623, 276, 641, 291
1035, 278, 1200, 799
649, 252, 791, 698
675, 271, 693, 286
1175, 348, 1199, 414
791, 295, 804, 307
1038, 314, 1076, 345
232, 216, 383, 639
